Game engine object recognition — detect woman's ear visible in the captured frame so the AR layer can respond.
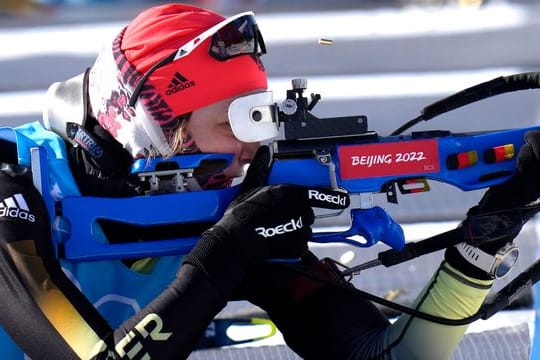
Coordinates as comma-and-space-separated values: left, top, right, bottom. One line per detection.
173, 114, 197, 154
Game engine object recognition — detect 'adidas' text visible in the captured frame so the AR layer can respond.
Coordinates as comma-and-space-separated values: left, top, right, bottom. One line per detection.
0, 194, 36, 223
0, 207, 35, 222
165, 72, 196, 96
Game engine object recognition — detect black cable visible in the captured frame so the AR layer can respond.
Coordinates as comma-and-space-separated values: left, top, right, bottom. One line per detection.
391, 72, 540, 135
277, 261, 481, 326
279, 204, 540, 326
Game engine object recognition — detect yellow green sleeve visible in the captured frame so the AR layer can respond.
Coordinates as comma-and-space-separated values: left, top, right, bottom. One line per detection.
385, 261, 493, 360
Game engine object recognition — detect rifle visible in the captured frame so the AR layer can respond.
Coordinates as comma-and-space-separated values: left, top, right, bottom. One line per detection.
45, 72, 540, 261
31, 71, 540, 327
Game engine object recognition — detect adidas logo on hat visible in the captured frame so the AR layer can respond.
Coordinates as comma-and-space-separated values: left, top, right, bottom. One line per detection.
165, 72, 196, 96
0, 193, 36, 223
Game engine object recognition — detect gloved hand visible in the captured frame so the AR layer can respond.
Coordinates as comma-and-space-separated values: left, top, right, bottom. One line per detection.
474, 130, 540, 213
183, 146, 350, 297
446, 130, 540, 279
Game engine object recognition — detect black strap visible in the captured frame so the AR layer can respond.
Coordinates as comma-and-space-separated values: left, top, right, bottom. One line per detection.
0, 138, 18, 165
66, 122, 118, 174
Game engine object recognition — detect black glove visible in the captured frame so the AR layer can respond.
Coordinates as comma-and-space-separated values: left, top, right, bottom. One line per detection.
183, 146, 350, 297
475, 130, 540, 213
446, 130, 540, 279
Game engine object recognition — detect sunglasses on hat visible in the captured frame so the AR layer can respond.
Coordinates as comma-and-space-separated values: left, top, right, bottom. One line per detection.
128, 11, 266, 108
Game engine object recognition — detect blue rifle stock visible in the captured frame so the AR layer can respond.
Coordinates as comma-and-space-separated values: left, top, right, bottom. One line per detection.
43, 72, 540, 262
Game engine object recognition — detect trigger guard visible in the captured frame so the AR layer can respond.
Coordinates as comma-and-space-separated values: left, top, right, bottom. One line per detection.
350, 207, 405, 250
312, 206, 405, 250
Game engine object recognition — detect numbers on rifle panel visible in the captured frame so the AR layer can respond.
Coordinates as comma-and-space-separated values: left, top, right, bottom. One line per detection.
395, 152, 427, 163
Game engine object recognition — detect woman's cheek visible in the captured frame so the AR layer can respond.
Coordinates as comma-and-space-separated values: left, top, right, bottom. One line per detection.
223, 159, 244, 178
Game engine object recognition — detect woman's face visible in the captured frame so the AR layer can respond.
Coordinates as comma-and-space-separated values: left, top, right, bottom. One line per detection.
185, 95, 260, 180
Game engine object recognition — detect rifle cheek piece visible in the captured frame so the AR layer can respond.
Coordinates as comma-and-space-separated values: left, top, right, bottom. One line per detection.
228, 91, 279, 143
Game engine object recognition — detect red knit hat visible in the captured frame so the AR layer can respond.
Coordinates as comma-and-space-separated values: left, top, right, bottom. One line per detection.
88, 4, 267, 157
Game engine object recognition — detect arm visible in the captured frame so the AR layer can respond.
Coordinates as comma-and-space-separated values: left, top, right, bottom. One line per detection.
240, 132, 540, 360
0, 148, 346, 359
